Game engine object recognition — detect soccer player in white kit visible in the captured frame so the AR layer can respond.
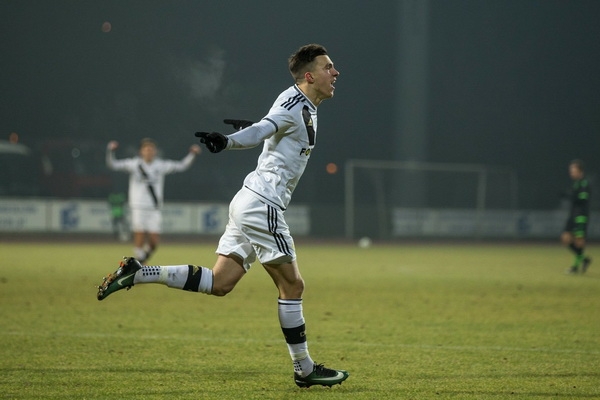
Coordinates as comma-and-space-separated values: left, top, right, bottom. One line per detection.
106, 138, 201, 263
97, 44, 348, 388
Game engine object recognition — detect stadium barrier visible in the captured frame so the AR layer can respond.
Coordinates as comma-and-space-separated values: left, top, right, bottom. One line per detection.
0, 198, 596, 239
392, 208, 600, 239
0, 199, 310, 235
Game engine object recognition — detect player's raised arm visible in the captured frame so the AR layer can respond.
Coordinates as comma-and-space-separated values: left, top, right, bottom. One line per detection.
195, 131, 229, 153
194, 118, 254, 153
195, 119, 277, 153
223, 119, 254, 130
189, 144, 201, 155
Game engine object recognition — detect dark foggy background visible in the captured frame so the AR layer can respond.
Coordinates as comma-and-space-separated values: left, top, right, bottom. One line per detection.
2, 0, 599, 211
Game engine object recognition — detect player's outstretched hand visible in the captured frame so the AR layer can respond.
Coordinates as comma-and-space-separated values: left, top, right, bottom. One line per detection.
224, 119, 254, 130
195, 131, 228, 153
189, 144, 202, 155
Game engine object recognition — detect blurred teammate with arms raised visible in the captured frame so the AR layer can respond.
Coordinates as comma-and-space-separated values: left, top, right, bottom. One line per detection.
106, 138, 201, 264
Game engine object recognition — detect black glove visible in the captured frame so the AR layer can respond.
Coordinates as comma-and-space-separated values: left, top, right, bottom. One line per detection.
223, 119, 254, 130
194, 131, 228, 153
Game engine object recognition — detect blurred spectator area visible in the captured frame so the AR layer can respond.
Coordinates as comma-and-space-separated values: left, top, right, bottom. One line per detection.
39, 139, 112, 198
0, 140, 39, 196
0, 138, 113, 198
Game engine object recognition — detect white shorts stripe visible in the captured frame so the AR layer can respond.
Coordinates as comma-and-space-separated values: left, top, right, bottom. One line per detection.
217, 188, 296, 270
267, 205, 292, 256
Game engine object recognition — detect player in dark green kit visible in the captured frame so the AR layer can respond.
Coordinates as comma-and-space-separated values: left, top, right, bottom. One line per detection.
108, 191, 127, 241
561, 159, 592, 274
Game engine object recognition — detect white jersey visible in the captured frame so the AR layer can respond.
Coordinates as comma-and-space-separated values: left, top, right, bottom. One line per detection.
226, 85, 317, 210
106, 150, 195, 210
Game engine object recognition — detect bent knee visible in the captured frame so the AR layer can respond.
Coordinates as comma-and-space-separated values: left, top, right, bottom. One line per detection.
295, 277, 305, 293
282, 277, 305, 299
211, 283, 235, 297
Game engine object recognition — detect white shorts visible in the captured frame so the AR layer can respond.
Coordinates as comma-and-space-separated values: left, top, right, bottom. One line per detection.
130, 208, 162, 233
217, 188, 296, 271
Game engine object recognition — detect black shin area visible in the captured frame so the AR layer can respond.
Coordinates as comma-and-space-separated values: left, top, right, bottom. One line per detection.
183, 265, 202, 292
282, 324, 307, 344
569, 243, 583, 255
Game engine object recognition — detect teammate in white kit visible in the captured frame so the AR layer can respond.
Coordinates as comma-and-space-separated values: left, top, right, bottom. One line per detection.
97, 44, 348, 388
106, 138, 201, 263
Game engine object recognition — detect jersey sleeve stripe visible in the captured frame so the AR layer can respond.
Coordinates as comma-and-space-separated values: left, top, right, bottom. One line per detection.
281, 93, 304, 110
263, 117, 279, 132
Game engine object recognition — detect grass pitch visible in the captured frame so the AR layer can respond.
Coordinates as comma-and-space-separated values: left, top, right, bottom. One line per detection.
1, 240, 599, 399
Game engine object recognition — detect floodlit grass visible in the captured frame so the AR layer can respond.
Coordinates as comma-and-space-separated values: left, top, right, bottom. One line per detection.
1, 240, 599, 399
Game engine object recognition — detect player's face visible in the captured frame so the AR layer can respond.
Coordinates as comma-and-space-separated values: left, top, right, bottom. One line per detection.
309, 55, 339, 104
569, 164, 583, 180
140, 144, 157, 162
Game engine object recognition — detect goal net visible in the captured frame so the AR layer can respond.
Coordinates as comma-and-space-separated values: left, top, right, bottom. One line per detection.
344, 159, 518, 239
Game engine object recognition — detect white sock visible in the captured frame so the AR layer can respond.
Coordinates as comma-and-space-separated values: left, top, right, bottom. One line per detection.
278, 299, 314, 377
134, 265, 213, 294
134, 265, 162, 283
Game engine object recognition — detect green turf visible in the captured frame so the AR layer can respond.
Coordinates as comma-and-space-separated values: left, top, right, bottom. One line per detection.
1, 241, 599, 399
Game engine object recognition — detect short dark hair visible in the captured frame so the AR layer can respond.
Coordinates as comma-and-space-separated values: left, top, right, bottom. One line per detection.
288, 44, 328, 81
140, 138, 157, 148
570, 159, 585, 172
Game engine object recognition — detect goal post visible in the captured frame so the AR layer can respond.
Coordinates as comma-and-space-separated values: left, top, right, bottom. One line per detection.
344, 159, 518, 239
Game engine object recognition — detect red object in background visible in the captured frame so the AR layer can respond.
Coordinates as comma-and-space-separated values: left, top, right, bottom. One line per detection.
39, 139, 113, 198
